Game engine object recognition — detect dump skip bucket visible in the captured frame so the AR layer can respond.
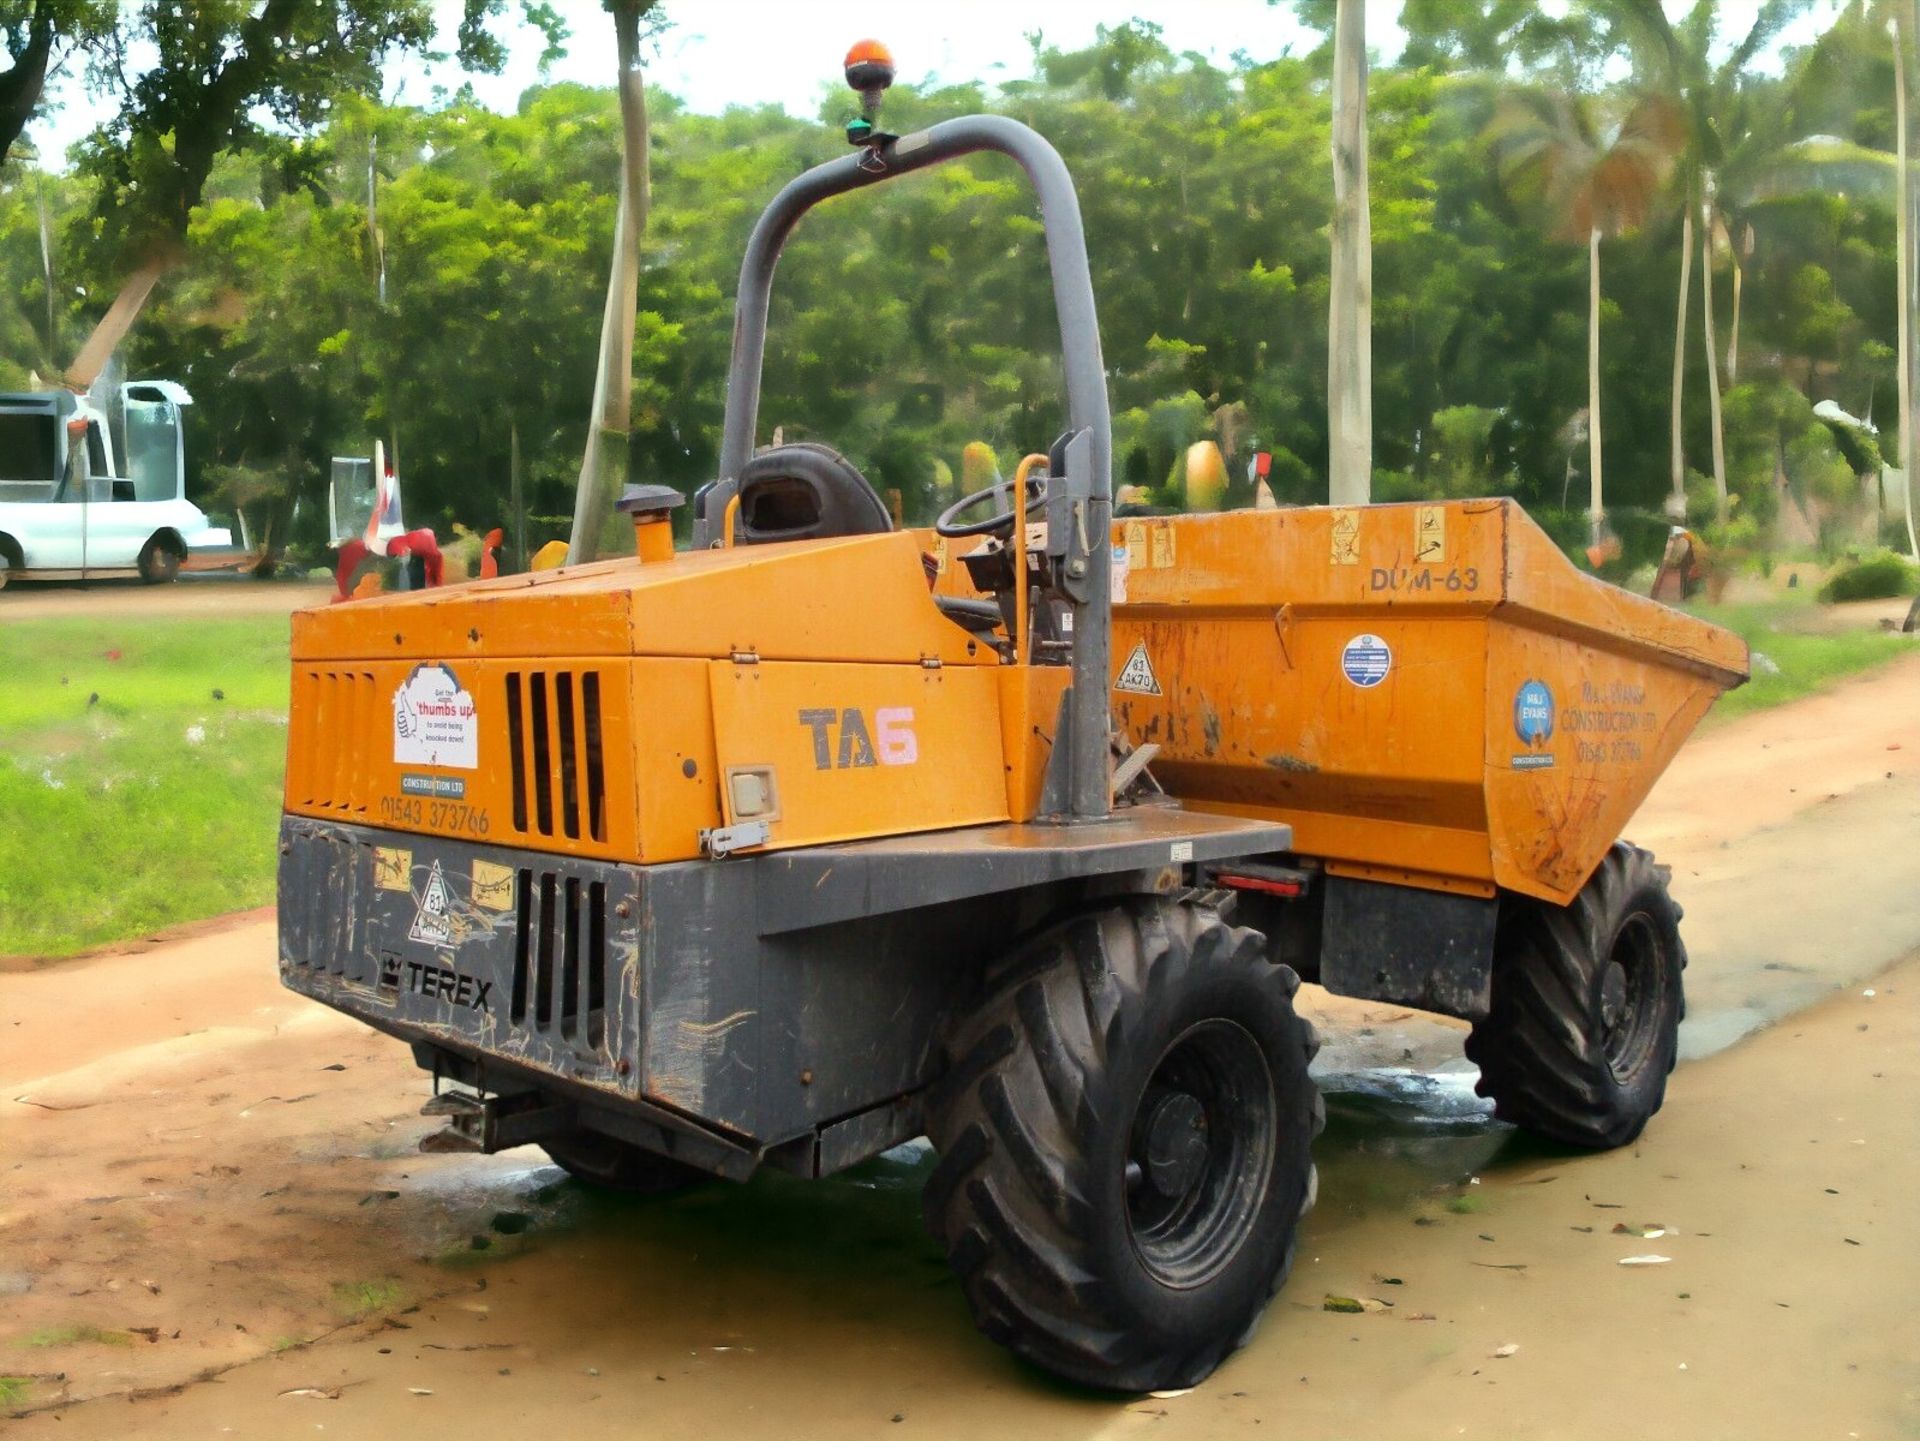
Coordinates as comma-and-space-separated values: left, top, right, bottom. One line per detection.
1107, 500, 1748, 905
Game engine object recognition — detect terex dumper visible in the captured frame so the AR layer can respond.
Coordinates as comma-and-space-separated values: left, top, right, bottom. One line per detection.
278, 44, 1747, 1391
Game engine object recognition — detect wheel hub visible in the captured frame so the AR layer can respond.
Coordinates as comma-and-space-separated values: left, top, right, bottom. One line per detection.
1599, 959, 1629, 1034
1123, 1019, 1278, 1289
1140, 1092, 1209, 1198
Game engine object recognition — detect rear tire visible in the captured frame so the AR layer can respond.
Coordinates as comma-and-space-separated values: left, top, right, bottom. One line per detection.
1466, 842, 1686, 1149
138, 537, 182, 584
540, 1132, 709, 1196
922, 894, 1322, 1392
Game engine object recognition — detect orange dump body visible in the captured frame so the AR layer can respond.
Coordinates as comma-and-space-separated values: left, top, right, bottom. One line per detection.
1093, 499, 1748, 905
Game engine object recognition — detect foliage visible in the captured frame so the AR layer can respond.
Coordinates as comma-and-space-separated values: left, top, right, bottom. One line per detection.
1817, 547, 1920, 601
0, 8, 1910, 562
1689, 597, 1913, 718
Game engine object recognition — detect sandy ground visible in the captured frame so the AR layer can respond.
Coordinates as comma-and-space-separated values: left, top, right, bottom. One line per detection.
0, 576, 330, 620
2, 656, 1917, 1435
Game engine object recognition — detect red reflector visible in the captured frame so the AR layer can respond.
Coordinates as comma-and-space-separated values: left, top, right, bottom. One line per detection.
1214, 873, 1304, 898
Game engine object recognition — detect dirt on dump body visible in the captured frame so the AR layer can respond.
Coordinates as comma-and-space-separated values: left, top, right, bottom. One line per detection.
1, 657, 1916, 1438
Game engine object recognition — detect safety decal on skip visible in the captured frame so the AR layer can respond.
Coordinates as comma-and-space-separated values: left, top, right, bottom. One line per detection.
1415, 504, 1446, 564
1340, 633, 1392, 688
1330, 508, 1361, 565
1114, 641, 1162, 696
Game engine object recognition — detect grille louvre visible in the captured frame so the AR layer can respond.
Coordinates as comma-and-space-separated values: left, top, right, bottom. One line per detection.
505, 669, 606, 843
301, 670, 373, 815
510, 866, 609, 1052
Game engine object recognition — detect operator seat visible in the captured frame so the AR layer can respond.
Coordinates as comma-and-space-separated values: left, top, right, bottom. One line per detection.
734, 442, 892, 544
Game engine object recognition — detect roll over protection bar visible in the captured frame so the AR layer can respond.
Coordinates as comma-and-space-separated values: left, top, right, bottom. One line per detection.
695, 115, 1113, 822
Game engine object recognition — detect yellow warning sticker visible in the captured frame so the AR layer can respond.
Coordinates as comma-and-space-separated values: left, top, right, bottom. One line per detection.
373, 847, 412, 892
1415, 504, 1446, 564
931, 536, 948, 576
1149, 520, 1176, 570
471, 859, 515, 912
1330, 508, 1360, 565
1124, 520, 1149, 570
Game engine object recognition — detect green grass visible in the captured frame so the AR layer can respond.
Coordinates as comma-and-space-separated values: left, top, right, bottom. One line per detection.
0, 613, 290, 959
330, 1278, 403, 1320
1686, 599, 1913, 722
0, 1376, 33, 1407
13, 1323, 135, 1349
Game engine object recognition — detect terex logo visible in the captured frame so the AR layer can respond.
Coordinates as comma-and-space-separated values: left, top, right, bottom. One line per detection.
798, 707, 917, 770
378, 954, 493, 1011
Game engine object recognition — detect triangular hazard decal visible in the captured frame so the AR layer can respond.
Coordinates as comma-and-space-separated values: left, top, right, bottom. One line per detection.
409, 859, 455, 946
1114, 641, 1161, 696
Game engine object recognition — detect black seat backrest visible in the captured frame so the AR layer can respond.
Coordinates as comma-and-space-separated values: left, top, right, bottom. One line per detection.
735, 442, 892, 544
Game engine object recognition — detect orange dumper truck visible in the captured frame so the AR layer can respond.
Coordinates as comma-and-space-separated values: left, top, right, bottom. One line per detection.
277, 44, 1746, 1393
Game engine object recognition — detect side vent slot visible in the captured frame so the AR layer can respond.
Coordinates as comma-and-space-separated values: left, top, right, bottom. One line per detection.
556, 673, 580, 839
529, 673, 554, 835
506, 673, 528, 832
510, 866, 533, 1022
581, 673, 607, 842
504, 669, 606, 843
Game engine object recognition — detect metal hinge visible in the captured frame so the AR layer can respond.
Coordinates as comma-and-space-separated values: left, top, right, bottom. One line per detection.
730, 649, 760, 665
919, 653, 942, 669
700, 819, 771, 858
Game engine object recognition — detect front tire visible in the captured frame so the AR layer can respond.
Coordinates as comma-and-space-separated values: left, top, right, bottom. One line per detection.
138, 537, 182, 584
540, 1132, 709, 1196
922, 895, 1322, 1392
1466, 842, 1686, 1149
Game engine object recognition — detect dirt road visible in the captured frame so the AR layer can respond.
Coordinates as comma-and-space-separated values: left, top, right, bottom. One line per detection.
3, 657, 1918, 1436
0, 576, 329, 621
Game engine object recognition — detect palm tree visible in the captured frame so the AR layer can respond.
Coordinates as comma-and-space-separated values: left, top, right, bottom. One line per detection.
1490, 88, 1685, 542
568, 0, 659, 563
1328, 0, 1371, 505
1615, 0, 1811, 525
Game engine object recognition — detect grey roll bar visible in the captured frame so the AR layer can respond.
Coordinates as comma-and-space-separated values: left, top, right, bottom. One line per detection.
698, 114, 1112, 823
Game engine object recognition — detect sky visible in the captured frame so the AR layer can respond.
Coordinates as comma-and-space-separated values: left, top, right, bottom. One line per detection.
23, 0, 1843, 170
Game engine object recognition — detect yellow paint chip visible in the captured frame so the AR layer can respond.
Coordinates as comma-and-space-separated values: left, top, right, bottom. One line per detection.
373, 847, 412, 892
471, 859, 515, 911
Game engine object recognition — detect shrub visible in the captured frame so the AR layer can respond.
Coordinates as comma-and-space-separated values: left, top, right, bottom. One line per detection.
1818, 548, 1920, 603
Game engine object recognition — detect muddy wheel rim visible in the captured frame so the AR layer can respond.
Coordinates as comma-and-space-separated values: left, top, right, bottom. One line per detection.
1123, 1019, 1275, 1289
1601, 913, 1666, 1082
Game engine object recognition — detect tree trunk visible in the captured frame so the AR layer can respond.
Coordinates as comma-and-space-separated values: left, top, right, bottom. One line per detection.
0, 7, 56, 172
1669, 201, 1693, 507
1327, 0, 1372, 506
63, 259, 170, 390
1701, 199, 1730, 527
568, 2, 652, 563
1898, 8, 1919, 557
1725, 250, 1743, 384
1588, 225, 1604, 539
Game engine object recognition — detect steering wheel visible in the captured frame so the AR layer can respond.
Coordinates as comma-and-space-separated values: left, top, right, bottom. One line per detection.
935, 473, 1047, 538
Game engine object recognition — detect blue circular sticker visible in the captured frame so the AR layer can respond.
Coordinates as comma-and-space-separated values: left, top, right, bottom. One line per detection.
1341, 632, 1392, 688
1514, 679, 1555, 747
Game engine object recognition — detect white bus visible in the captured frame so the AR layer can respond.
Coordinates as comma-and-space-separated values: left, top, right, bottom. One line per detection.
0, 381, 235, 587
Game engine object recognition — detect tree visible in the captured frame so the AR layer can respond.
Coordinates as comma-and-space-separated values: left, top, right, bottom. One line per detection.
568, 0, 661, 563
63, 0, 542, 387
0, 1, 111, 171
1490, 88, 1684, 540
1614, 0, 1809, 522
1327, 0, 1370, 504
